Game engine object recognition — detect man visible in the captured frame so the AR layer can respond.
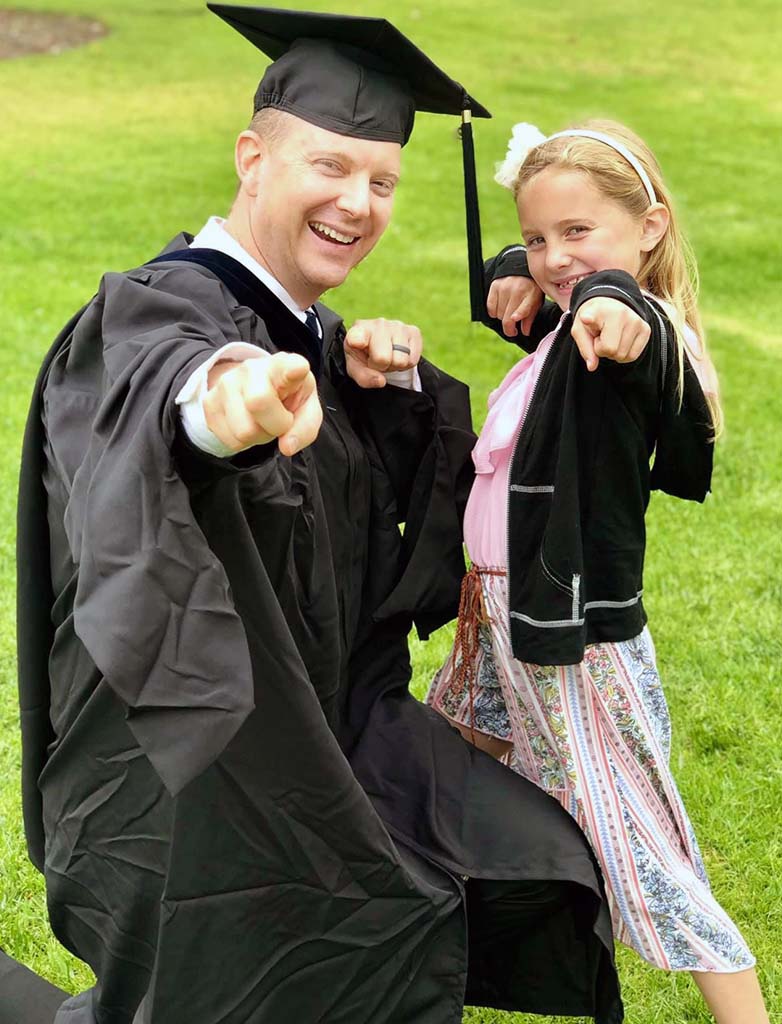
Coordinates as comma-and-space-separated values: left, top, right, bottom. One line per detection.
12, 7, 624, 1023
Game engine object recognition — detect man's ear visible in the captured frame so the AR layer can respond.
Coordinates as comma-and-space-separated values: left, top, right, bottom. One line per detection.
234, 130, 266, 197
639, 202, 670, 252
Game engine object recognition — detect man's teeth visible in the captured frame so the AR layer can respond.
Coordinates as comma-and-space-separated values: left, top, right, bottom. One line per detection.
310, 222, 358, 244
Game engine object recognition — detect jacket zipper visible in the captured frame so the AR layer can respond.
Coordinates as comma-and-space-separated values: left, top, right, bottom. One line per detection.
572, 573, 581, 621
505, 313, 571, 587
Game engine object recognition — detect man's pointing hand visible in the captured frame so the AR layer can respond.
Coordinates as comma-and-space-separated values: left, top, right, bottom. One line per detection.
204, 352, 323, 456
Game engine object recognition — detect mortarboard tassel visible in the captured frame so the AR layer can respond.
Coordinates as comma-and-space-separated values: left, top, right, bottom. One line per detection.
460, 105, 486, 322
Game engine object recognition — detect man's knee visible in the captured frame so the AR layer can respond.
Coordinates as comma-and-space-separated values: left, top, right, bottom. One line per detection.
0, 951, 68, 1024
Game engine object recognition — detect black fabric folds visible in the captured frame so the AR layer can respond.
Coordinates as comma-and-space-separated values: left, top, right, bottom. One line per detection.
0, 951, 69, 1024
15, 242, 624, 1024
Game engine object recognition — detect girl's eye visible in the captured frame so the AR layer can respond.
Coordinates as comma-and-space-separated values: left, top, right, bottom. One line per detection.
566, 225, 589, 236
525, 236, 544, 248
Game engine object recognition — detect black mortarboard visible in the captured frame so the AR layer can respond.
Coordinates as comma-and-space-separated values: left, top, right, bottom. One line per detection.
207, 4, 491, 320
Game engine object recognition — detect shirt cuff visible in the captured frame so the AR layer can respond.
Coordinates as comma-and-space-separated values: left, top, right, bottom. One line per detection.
176, 342, 267, 458
384, 366, 422, 392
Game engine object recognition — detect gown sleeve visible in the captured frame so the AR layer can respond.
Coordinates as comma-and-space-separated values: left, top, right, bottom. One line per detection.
339, 351, 477, 639
39, 269, 262, 796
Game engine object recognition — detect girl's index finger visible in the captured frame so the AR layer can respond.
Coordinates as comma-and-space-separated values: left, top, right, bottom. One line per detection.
571, 317, 599, 371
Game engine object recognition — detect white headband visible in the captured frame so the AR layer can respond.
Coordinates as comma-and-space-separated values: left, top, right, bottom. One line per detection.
494, 122, 657, 206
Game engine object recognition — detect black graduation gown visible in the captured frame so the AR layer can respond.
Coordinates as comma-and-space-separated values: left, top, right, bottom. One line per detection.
16, 237, 623, 1024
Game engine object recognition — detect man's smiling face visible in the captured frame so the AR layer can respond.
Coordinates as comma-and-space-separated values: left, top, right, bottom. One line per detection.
244, 114, 401, 308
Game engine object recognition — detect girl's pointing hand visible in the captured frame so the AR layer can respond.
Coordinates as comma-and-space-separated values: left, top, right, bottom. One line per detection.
571, 297, 651, 371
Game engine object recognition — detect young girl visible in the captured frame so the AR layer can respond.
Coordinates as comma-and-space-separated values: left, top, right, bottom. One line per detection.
427, 119, 769, 1022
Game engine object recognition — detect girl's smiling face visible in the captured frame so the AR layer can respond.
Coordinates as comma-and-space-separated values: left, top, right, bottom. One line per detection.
517, 165, 654, 310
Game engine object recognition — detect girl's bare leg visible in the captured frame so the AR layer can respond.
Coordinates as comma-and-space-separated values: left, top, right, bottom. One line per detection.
691, 967, 769, 1023
438, 711, 514, 761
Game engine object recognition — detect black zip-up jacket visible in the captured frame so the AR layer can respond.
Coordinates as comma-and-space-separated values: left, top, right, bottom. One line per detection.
485, 247, 714, 665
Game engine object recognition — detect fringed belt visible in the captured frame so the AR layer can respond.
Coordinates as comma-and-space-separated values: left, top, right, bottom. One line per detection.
452, 565, 506, 743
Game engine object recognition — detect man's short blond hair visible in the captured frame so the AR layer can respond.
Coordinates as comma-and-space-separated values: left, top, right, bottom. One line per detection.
248, 106, 293, 147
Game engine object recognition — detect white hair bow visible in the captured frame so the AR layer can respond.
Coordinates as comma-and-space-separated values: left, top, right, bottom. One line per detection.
494, 122, 546, 189
494, 122, 658, 205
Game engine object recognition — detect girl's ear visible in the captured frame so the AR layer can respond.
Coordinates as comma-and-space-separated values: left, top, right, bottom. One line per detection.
639, 202, 670, 252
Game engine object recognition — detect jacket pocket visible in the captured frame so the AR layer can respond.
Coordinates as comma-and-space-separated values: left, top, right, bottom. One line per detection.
541, 551, 582, 620
509, 488, 583, 627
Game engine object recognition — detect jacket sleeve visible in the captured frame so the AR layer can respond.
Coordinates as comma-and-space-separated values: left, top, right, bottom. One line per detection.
570, 270, 714, 500
570, 269, 663, 389
485, 243, 531, 282
570, 268, 649, 322
481, 244, 557, 351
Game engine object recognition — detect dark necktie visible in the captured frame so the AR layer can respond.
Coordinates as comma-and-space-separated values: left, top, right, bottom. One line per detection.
304, 308, 321, 339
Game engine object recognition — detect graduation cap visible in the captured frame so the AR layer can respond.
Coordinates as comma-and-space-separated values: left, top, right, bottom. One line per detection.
207, 3, 491, 321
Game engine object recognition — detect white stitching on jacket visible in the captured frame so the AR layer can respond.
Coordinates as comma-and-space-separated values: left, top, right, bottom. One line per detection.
510, 612, 586, 628
577, 284, 637, 305
584, 591, 643, 611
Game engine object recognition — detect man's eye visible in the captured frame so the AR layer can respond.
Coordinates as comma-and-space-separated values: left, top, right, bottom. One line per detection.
316, 159, 342, 173
371, 180, 395, 196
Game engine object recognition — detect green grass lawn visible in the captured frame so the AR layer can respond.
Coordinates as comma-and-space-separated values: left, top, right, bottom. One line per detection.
1, 0, 780, 1020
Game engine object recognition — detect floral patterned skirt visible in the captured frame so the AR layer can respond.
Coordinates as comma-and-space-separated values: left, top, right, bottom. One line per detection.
426, 568, 755, 973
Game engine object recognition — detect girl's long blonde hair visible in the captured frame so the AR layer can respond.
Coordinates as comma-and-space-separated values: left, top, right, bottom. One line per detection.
513, 119, 722, 436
